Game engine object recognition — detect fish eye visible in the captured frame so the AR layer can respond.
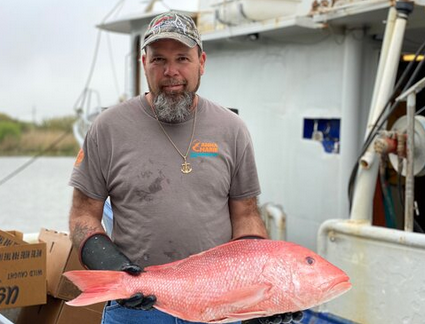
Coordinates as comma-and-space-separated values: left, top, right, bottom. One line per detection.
305, 256, 315, 265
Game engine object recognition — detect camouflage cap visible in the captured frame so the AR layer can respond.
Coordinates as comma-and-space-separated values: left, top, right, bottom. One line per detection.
142, 12, 203, 51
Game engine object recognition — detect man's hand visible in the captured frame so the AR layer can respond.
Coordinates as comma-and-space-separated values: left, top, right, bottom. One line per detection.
117, 293, 157, 310
121, 263, 143, 275
116, 263, 157, 310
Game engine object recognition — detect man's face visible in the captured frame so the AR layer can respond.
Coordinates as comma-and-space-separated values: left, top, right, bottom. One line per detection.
142, 39, 206, 118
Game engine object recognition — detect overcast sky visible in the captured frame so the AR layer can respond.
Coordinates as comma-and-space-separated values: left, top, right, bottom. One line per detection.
0, 0, 196, 122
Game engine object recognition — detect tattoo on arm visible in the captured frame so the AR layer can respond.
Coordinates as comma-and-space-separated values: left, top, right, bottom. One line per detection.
69, 188, 105, 249
71, 222, 100, 250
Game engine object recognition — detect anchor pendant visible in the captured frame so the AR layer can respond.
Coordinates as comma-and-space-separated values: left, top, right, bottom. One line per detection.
181, 161, 192, 174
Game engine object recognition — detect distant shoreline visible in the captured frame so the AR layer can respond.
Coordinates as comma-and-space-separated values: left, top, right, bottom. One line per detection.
0, 129, 79, 156
0, 114, 80, 157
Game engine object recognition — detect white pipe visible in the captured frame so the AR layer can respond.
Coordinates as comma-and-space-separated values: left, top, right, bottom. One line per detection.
350, 9, 408, 222
367, 14, 407, 137
359, 150, 375, 169
339, 28, 363, 219
369, 7, 397, 115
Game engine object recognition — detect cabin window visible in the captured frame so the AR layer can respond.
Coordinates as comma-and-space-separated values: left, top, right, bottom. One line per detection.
303, 118, 340, 154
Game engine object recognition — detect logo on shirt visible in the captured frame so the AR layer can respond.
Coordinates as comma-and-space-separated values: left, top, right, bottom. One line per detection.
190, 140, 218, 158
74, 149, 85, 167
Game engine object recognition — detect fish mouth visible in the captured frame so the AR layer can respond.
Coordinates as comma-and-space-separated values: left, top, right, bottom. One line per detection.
320, 276, 352, 303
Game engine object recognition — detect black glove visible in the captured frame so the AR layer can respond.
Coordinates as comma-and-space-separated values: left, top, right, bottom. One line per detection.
80, 233, 156, 310
116, 292, 157, 310
236, 236, 304, 324
256, 311, 304, 324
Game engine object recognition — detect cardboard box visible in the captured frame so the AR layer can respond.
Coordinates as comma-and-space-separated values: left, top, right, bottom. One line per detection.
0, 230, 46, 310
0, 230, 26, 246
38, 229, 84, 300
17, 295, 104, 324
5, 231, 24, 241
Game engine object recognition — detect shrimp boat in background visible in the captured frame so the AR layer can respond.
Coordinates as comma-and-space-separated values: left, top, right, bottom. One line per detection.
73, 0, 425, 322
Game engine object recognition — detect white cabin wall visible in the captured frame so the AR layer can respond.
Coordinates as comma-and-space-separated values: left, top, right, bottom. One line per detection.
199, 34, 378, 250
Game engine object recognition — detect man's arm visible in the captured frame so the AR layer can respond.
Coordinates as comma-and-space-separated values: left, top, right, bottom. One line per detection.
229, 196, 268, 239
68, 188, 157, 309
69, 188, 105, 250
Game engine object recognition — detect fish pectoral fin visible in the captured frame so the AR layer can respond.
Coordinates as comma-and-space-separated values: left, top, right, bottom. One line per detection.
224, 311, 270, 322
218, 283, 272, 309
205, 284, 272, 323
208, 311, 270, 323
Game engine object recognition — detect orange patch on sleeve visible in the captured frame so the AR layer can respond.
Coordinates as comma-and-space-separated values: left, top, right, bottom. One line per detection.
74, 149, 85, 167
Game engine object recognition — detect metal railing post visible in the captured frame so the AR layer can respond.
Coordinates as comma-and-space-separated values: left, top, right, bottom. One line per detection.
405, 93, 415, 231
396, 77, 425, 231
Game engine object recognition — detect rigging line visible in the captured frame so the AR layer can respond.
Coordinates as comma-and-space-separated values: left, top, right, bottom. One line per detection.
73, 0, 126, 111
112, 0, 125, 20
101, 0, 126, 24
106, 33, 121, 98
0, 129, 72, 187
416, 105, 425, 116
79, 30, 102, 111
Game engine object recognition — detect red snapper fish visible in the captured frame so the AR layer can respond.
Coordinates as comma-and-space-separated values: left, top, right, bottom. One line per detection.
64, 239, 351, 323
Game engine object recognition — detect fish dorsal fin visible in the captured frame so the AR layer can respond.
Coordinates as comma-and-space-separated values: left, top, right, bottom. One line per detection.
144, 243, 237, 272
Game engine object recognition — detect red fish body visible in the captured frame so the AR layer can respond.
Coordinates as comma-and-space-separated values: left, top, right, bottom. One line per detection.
65, 239, 351, 323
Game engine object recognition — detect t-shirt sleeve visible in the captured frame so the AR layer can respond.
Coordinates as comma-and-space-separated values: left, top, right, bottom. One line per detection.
69, 126, 108, 201
229, 125, 261, 200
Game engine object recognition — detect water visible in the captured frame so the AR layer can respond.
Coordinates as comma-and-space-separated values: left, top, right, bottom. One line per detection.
0, 156, 75, 234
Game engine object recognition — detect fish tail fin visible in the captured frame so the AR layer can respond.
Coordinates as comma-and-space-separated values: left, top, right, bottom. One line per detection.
64, 270, 130, 306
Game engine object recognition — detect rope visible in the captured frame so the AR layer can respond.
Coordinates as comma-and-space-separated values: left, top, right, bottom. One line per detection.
73, 0, 126, 110
107, 33, 121, 99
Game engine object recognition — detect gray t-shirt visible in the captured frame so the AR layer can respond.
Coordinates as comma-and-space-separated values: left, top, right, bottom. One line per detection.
70, 95, 260, 268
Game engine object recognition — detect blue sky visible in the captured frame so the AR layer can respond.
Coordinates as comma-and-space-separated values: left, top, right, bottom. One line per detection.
0, 0, 195, 122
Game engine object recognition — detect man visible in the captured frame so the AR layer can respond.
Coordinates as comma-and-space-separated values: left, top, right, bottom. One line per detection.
69, 12, 302, 324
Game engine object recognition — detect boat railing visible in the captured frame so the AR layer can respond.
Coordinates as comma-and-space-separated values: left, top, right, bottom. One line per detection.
395, 76, 425, 231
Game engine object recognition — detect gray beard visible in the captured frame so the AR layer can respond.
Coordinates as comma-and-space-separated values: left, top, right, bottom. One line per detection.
153, 92, 195, 123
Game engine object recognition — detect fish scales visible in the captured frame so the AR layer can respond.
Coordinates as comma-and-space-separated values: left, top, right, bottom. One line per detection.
129, 241, 273, 319
65, 239, 351, 323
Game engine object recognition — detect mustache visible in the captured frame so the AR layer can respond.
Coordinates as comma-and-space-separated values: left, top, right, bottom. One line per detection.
160, 79, 187, 87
